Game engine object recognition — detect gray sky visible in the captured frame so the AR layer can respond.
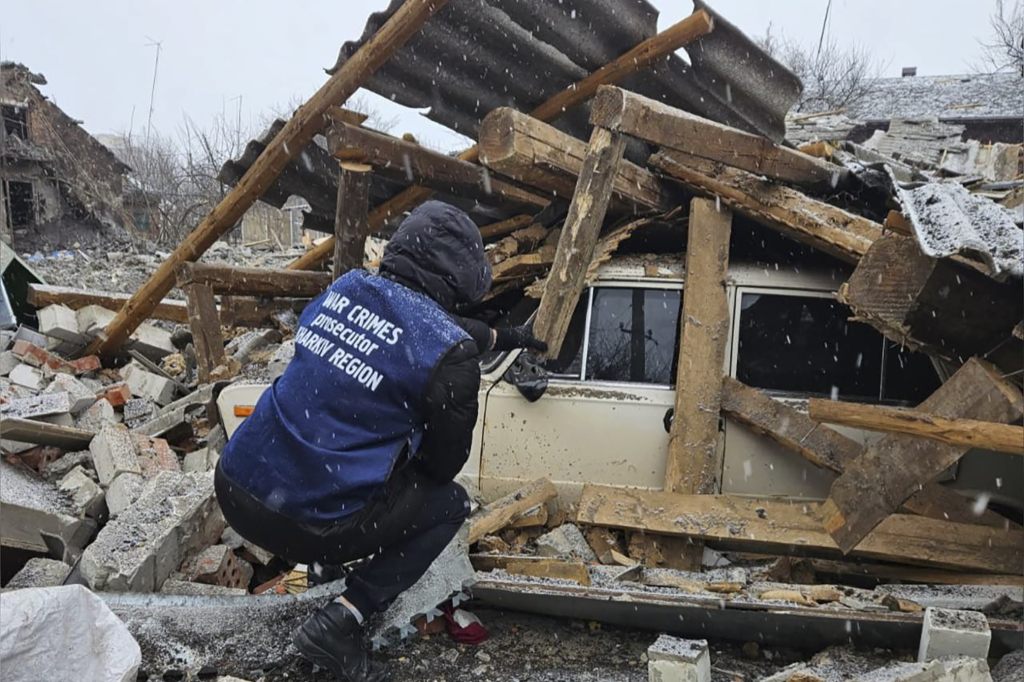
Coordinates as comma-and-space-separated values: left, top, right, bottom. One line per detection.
0, 1, 999, 152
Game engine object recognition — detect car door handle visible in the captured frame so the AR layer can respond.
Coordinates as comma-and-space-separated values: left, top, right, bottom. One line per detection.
663, 408, 674, 433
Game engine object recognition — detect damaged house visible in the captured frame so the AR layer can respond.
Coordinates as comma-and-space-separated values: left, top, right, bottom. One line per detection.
0, 62, 132, 249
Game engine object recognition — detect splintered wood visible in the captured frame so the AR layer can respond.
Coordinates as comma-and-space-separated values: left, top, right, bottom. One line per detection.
468, 478, 557, 544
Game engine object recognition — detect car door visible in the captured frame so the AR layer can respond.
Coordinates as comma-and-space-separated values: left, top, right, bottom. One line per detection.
478, 282, 685, 502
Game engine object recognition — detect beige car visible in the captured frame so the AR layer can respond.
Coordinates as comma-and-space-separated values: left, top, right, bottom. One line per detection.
219, 256, 1022, 516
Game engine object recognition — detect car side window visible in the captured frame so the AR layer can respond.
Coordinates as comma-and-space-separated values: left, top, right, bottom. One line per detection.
585, 287, 681, 385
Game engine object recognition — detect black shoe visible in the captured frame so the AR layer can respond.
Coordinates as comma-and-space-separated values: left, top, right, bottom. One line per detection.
293, 602, 386, 682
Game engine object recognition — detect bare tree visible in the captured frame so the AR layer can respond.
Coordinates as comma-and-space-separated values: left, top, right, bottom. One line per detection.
759, 25, 883, 112
978, 0, 1024, 75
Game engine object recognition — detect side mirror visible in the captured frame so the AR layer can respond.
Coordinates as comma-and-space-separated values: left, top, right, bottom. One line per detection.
503, 352, 549, 402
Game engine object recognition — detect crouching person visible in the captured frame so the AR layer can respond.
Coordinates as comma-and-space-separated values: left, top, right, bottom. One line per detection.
214, 201, 543, 681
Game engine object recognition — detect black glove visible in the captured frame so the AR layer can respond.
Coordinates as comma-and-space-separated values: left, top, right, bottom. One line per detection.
492, 324, 548, 353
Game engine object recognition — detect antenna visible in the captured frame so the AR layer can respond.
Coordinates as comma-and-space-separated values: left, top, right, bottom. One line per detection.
816, 0, 833, 58
144, 37, 162, 141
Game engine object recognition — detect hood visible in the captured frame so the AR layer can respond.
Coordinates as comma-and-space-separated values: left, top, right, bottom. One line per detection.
379, 201, 492, 311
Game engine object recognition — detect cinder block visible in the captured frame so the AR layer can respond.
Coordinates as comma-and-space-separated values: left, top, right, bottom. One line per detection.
536, 523, 598, 562
89, 422, 142, 486
131, 433, 180, 477
0, 392, 71, 419
129, 323, 175, 362
648, 636, 711, 682
918, 607, 991, 662
123, 398, 155, 424
186, 544, 253, 589
0, 350, 19, 376
58, 465, 106, 518
38, 304, 87, 344
77, 305, 116, 338
122, 363, 176, 406
4, 558, 72, 590
75, 398, 119, 431
44, 374, 96, 413
105, 472, 145, 517
8, 363, 45, 390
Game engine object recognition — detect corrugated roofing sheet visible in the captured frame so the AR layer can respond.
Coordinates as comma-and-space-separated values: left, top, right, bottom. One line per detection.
329, 0, 801, 143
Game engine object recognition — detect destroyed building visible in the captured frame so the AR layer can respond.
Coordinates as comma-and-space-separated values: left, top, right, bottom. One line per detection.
1, 1, 1022, 681
0, 62, 135, 250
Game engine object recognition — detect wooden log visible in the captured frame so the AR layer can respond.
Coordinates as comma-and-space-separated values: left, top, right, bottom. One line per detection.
28, 284, 191, 324
84, 0, 449, 356
533, 127, 627, 358
650, 150, 882, 263
181, 282, 226, 384
591, 86, 844, 188
576, 485, 1024, 574
0, 417, 94, 450
838, 234, 1023, 374
479, 108, 667, 210
665, 197, 732, 494
823, 358, 1024, 553
327, 122, 547, 210
809, 399, 1024, 455
177, 263, 332, 298
332, 165, 371, 279
718, 377, 1013, 529
286, 10, 713, 271
468, 478, 558, 544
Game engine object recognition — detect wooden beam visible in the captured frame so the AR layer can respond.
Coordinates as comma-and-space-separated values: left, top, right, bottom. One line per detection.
332, 165, 371, 279
479, 214, 535, 241
181, 282, 226, 384
287, 9, 713, 271
85, 0, 449, 355
719, 377, 1013, 530
665, 197, 732, 494
471, 555, 591, 585
533, 127, 627, 358
576, 485, 1024, 574
468, 478, 558, 544
809, 399, 1024, 455
177, 263, 332, 298
591, 86, 844, 188
0, 417, 94, 450
28, 284, 192, 324
479, 108, 667, 210
823, 358, 1024, 553
838, 234, 1023, 374
650, 150, 882, 263
217, 297, 311, 328
807, 559, 1024, 587
327, 122, 547, 210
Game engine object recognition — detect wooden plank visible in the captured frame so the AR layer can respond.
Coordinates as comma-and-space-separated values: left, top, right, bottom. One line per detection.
479, 108, 666, 210
218, 297, 311, 328
177, 263, 332, 298
838, 234, 1023, 375
479, 214, 535, 241
576, 485, 1024, 574
85, 0, 450, 356
508, 505, 549, 529
332, 165, 371, 279
809, 399, 1024, 455
286, 10, 713, 271
470, 555, 591, 585
28, 284, 191, 324
181, 282, 226, 384
0, 417, 94, 449
808, 559, 1024, 587
533, 127, 627, 358
823, 358, 1024, 553
720, 377, 1016, 529
468, 478, 558, 544
591, 86, 844, 188
665, 197, 732, 494
650, 150, 882, 263
327, 122, 547, 210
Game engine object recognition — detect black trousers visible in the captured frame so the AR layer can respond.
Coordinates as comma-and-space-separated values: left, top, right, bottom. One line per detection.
214, 462, 470, 618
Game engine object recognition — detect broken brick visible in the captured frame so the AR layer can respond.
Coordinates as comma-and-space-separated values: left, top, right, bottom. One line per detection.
100, 383, 132, 407
131, 433, 180, 477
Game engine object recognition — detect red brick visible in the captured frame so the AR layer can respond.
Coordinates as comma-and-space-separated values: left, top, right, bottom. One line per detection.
10, 340, 76, 374
69, 355, 102, 375
100, 383, 132, 407
17, 446, 63, 474
131, 433, 180, 477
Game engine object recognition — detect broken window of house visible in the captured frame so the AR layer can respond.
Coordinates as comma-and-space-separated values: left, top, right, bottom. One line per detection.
2, 104, 28, 139
3, 180, 35, 227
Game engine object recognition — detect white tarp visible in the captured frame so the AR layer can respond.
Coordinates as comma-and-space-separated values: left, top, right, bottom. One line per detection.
0, 585, 141, 682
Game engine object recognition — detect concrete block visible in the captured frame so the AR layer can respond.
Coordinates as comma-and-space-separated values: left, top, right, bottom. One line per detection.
89, 422, 141, 486
4, 558, 72, 590
43, 374, 96, 413
268, 340, 295, 381
648, 636, 711, 682
43, 450, 94, 482
105, 472, 145, 518
0, 350, 19, 376
80, 471, 224, 592
75, 398, 119, 431
0, 391, 71, 419
1, 460, 93, 556
122, 362, 176, 406
40, 412, 75, 428
9, 363, 45, 390
123, 398, 155, 424
131, 433, 180, 477
992, 651, 1023, 682
77, 305, 116, 337
159, 579, 247, 597
38, 304, 87, 344
58, 465, 106, 518
859, 656, 992, 682
536, 523, 598, 562
129, 323, 175, 362
918, 607, 991, 662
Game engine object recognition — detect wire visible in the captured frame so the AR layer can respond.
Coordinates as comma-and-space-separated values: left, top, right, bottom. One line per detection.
816, 0, 834, 58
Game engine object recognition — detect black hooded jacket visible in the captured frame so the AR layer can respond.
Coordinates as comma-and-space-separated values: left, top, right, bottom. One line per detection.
378, 201, 492, 483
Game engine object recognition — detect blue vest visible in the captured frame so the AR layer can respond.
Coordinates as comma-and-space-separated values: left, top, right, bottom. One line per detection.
219, 270, 470, 523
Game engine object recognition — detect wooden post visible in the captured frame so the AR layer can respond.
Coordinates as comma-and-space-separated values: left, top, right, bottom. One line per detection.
84, 0, 450, 356
332, 164, 371, 280
533, 127, 627, 357
178, 262, 332, 297
182, 282, 226, 384
286, 9, 714, 271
